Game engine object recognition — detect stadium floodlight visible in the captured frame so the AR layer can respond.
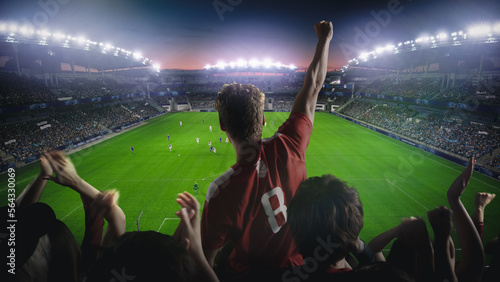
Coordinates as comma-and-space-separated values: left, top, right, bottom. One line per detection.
229, 61, 236, 68
19, 26, 35, 37
263, 58, 272, 69
153, 64, 160, 71
9, 23, 18, 33
385, 44, 394, 51
494, 23, 500, 33
468, 25, 491, 37
0, 23, 7, 33
375, 47, 384, 54
216, 61, 225, 69
249, 58, 259, 68
359, 52, 369, 61
77, 37, 86, 44
133, 52, 143, 60
204, 64, 211, 69
236, 59, 246, 68
53, 32, 66, 40
289, 64, 296, 69
37, 29, 51, 38
437, 33, 448, 40
397, 42, 403, 47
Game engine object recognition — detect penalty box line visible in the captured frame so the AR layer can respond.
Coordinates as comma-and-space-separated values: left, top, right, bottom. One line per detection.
158, 217, 181, 232
61, 179, 117, 222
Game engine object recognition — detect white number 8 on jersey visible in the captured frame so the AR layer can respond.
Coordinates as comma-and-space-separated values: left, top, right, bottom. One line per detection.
261, 187, 287, 233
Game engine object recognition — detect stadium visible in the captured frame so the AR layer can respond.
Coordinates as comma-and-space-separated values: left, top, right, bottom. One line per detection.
1, 1, 499, 281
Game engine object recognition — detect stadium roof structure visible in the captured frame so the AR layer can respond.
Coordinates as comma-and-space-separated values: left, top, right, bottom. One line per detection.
0, 23, 157, 73
342, 24, 500, 73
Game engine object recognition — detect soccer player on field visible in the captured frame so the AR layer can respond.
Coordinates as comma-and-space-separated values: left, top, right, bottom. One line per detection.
180, 121, 182, 126
201, 20, 333, 279
169, 144, 172, 152
209, 125, 212, 132
196, 137, 200, 144
130, 146, 134, 154
167, 134, 170, 141
219, 136, 222, 143
225, 137, 229, 144
194, 181, 199, 195
208, 140, 211, 147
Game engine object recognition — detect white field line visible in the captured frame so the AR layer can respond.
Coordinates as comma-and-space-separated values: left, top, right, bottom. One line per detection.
61, 204, 83, 221
60, 179, 117, 221
386, 179, 429, 211
157, 218, 180, 232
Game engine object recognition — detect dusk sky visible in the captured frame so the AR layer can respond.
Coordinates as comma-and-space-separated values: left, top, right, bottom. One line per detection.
1, 0, 499, 70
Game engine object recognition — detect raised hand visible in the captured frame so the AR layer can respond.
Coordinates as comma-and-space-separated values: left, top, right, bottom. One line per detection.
314, 20, 333, 42
175, 192, 201, 252
475, 192, 496, 210
40, 153, 53, 178
447, 157, 475, 200
428, 206, 453, 239
41, 150, 81, 189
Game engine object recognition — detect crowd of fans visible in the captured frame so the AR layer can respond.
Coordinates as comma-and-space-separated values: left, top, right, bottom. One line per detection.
338, 99, 500, 160
0, 100, 162, 162
152, 94, 173, 105
355, 77, 500, 106
0, 73, 145, 107
0, 72, 58, 106
357, 78, 442, 99
188, 93, 217, 110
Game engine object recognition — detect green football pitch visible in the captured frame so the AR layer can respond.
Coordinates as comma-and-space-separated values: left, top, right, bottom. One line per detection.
1, 112, 499, 257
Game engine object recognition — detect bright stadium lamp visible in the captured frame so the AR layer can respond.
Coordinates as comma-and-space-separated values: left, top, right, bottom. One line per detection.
53, 32, 65, 40
9, 23, 18, 33
38, 29, 51, 37
289, 64, 296, 69
375, 47, 384, 54
0, 22, 7, 33
236, 59, 246, 68
263, 58, 272, 69
359, 52, 369, 60
437, 33, 448, 40
133, 52, 142, 60
77, 37, 86, 44
468, 24, 491, 37
19, 26, 35, 37
229, 61, 236, 68
249, 58, 259, 68
493, 23, 500, 33
216, 61, 225, 69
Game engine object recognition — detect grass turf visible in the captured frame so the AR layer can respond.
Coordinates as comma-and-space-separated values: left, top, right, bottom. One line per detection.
1, 111, 499, 257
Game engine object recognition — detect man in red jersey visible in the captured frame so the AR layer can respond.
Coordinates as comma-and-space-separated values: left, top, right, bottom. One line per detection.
201, 20, 333, 279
